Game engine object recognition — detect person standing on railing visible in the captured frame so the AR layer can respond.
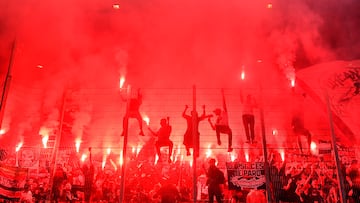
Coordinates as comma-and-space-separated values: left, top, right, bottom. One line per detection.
241, 94, 257, 144
208, 89, 233, 152
121, 88, 145, 136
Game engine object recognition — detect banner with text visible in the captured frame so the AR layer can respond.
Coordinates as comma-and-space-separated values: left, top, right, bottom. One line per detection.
226, 162, 265, 190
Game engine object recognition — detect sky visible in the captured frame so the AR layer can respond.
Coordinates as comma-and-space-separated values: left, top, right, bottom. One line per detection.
0, 0, 359, 154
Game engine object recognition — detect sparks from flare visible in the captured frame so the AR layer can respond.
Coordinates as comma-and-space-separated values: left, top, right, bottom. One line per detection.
272, 129, 278, 136
42, 135, 49, 148
241, 65, 245, 80
16, 142, 23, 152
75, 139, 81, 153
136, 144, 141, 155
143, 116, 150, 126
205, 145, 212, 158
310, 141, 317, 154
113, 4, 120, 9
279, 149, 285, 162
81, 154, 87, 162
230, 153, 236, 162
132, 146, 136, 154
119, 76, 125, 89
102, 155, 107, 170
119, 151, 123, 166
291, 79, 296, 87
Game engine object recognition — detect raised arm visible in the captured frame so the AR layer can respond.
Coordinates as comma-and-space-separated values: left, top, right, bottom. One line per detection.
182, 105, 189, 118
221, 88, 228, 112
201, 105, 206, 117
200, 105, 213, 120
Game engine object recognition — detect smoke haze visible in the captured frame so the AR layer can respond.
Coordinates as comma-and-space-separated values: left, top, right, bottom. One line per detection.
0, 0, 359, 150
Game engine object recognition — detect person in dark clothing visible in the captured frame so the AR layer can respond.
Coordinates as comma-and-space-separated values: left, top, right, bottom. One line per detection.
182, 105, 212, 157
269, 153, 287, 203
281, 165, 303, 202
52, 164, 67, 202
148, 117, 173, 163
208, 89, 233, 152
206, 158, 226, 203
82, 148, 94, 203
307, 178, 324, 203
155, 183, 181, 203
242, 94, 257, 144
121, 88, 145, 136
291, 114, 312, 154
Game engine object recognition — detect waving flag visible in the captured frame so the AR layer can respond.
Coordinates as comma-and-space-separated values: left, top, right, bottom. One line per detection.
296, 60, 360, 144
0, 165, 28, 200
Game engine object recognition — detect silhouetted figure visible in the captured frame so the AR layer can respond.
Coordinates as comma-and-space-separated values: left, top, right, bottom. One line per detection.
208, 89, 233, 152
154, 183, 181, 203
291, 114, 311, 154
148, 117, 174, 163
242, 94, 257, 144
52, 164, 67, 202
19, 184, 33, 203
121, 88, 144, 136
182, 105, 212, 157
82, 147, 94, 203
205, 158, 225, 203
354, 81, 360, 95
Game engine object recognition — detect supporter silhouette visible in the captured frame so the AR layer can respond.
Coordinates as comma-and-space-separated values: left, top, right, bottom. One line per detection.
148, 117, 174, 163
121, 88, 144, 136
242, 94, 257, 144
205, 158, 225, 203
52, 164, 67, 202
82, 147, 94, 203
182, 105, 212, 157
291, 113, 312, 154
154, 183, 180, 203
208, 89, 233, 152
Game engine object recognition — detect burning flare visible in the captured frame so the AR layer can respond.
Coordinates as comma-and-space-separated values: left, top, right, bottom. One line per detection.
75, 139, 81, 153
119, 76, 125, 89
42, 135, 49, 148
143, 116, 150, 126
16, 142, 23, 152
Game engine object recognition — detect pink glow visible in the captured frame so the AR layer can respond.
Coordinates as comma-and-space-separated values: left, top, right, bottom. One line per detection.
0, 0, 358, 157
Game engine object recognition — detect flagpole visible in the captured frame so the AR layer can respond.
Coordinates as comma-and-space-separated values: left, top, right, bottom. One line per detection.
0, 39, 16, 130
192, 85, 198, 203
324, 90, 346, 203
